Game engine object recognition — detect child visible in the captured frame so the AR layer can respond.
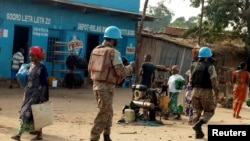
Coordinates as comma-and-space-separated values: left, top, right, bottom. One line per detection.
184, 85, 193, 124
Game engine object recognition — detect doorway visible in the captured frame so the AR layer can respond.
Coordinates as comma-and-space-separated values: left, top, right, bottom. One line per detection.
85, 34, 100, 77
13, 25, 30, 63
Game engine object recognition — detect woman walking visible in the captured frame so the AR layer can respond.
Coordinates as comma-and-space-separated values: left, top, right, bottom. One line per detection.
166, 65, 185, 120
11, 46, 49, 141
232, 61, 249, 119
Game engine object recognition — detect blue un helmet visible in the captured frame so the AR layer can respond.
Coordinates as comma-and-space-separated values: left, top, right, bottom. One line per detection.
198, 46, 212, 58
104, 26, 122, 39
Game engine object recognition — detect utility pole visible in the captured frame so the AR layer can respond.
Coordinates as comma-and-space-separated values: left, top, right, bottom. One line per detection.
198, 0, 204, 46
134, 0, 149, 84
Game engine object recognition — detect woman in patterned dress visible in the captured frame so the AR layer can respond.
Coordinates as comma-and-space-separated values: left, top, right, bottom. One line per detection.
11, 46, 49, 141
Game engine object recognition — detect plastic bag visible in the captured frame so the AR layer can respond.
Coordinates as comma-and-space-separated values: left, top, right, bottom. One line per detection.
247, 99, 250, 107
175, 79, 185, 90
16, 63, 30, 88
31, 101, 53, 130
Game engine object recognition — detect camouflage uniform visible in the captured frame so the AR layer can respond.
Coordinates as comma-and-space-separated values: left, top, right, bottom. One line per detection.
191, 61, 220, 123
89, 40, 133, 141
190, 60, 220, 139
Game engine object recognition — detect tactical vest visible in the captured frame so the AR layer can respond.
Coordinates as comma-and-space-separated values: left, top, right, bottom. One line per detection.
192, 62, 212, 88
88, 45, 120, 84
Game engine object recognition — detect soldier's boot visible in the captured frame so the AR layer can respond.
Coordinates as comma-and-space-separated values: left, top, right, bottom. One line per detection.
192, 119, 205, 139
104, 134, 112, 141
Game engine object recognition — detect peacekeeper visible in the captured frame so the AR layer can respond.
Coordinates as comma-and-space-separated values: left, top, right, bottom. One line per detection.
190, 46, 220, 139
88, 26, 135, 141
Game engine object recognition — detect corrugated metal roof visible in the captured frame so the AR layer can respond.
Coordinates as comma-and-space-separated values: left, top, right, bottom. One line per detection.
142, 31, 196, 49
31, 0, 155, 21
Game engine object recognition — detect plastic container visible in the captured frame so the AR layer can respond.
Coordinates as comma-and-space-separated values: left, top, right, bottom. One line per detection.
52, 79, 58, 88
159, 96, 169, 111
124, 109, 135, 123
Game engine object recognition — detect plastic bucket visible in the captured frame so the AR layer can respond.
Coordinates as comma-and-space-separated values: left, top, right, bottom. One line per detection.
124, 109, 135, 123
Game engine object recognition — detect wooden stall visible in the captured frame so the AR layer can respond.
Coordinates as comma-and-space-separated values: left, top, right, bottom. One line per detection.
217, 66, 235, 108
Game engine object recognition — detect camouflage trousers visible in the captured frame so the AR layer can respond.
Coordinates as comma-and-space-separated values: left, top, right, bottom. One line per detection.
90, 90, 114, 141
191, 88, 216, 123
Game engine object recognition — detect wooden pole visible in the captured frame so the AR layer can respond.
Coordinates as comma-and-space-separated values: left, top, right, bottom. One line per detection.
134, 0, 149, 84
198, 0, 204, 46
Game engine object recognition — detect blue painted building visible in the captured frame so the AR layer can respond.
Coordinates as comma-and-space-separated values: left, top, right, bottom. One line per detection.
0, 0, 153, 79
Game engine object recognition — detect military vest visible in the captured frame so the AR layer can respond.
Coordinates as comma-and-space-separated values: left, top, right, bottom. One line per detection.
191, 62, 212, 88
88, 45, 121, 84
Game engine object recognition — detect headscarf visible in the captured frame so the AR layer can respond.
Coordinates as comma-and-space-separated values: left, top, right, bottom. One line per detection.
29, 46, 45, 60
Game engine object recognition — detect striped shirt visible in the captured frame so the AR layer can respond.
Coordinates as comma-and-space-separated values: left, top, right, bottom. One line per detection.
11, 51, 24, 70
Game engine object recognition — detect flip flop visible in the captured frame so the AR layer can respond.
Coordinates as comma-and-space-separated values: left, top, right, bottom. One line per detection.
11, 135, 21, 141
31, 136, 43, 140
235, 115, 242, 119
29, 131, 39, 135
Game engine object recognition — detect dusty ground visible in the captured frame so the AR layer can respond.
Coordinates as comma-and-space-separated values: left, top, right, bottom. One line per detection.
0, 82, 250, 141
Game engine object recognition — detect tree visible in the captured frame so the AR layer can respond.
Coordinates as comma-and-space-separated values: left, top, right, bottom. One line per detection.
186, 16, 199, 28
170, 17, 186, 28
143, 0, 173, 32
189, 0, 250, 45
170, 16, 198, 28
189, 0, 250, 70
205, 0, 250, 42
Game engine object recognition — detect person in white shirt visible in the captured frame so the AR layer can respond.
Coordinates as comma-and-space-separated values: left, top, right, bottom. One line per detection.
10, 48, 24, 88
166, 65, 185, 120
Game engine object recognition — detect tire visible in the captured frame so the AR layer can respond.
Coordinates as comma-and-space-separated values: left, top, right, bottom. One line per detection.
66, 54, 87, 70
64, 73, 83, 88
66, 55, 77, 70
75, 57, 87, 70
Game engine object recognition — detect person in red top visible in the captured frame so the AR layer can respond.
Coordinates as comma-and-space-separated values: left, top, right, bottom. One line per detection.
232, 61, 249, 119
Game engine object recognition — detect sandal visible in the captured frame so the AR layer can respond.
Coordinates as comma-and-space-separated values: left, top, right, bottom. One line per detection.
174, 114, 181, 120
235, 115, 242, 119
188, 120, 193, 125
11, 135, 21, 141
29, 131, 39, 135
31, 136, 43, 140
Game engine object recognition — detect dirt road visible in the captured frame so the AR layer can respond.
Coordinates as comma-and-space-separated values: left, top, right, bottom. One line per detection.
0, 86, 250, 141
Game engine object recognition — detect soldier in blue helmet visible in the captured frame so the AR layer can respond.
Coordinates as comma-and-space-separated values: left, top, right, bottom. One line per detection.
88, 26, 135, 141
190, 46, 220, 139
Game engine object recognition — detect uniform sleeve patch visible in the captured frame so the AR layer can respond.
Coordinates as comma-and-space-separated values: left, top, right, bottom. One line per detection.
118, 56, 122, 61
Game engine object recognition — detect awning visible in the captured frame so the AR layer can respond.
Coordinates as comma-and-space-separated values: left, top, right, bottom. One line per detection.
31, 0, 155, 21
